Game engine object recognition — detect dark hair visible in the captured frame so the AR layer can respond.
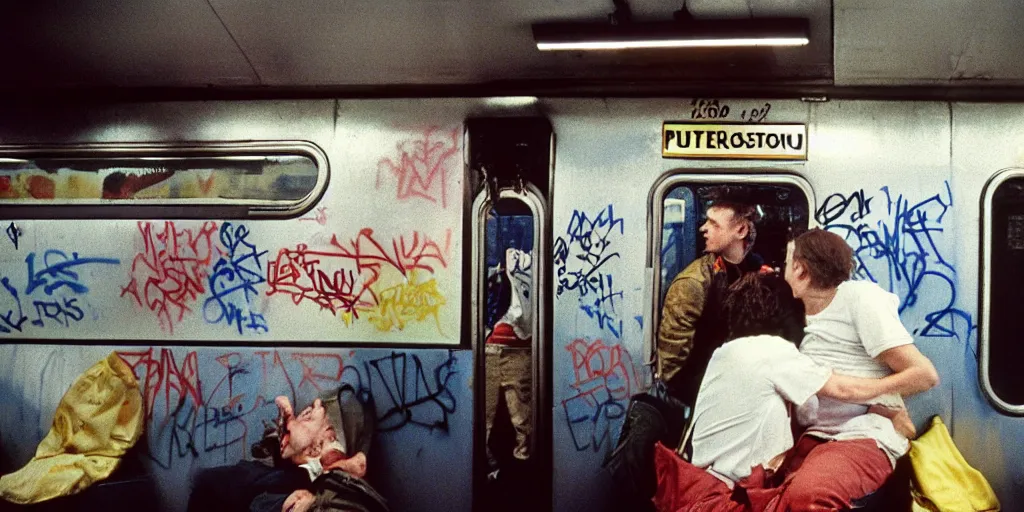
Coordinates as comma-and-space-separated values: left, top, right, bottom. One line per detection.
791, 228, 854, 289
707, 185, 760, 247
723, 273, 796, 340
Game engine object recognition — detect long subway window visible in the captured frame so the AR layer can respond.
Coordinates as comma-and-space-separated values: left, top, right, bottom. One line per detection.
0, 143, 327, 215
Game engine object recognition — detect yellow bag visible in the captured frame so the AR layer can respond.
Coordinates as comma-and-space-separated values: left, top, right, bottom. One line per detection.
909, 416, 1000, 512
0, 352, 144, 505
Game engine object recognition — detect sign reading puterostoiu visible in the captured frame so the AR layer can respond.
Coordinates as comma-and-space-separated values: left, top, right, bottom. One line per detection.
662, 123, 807, 160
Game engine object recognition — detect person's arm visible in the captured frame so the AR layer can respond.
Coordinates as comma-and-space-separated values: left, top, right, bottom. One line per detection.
657, 275, 706, 385
874, 344, 939, 397
817, 349, 938, 403
850, 283, 940, 397
818, 372, 903, 403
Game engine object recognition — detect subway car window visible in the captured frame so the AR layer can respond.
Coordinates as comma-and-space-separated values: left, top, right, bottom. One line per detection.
651, 177, 811, 412
0, 145, 325, 207
983, 172, 1024, 412
657, 180, 810, 306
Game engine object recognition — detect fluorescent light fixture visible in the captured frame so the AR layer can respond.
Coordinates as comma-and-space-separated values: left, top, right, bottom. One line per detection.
533, 18, 810, 51
484, 96, 540, 108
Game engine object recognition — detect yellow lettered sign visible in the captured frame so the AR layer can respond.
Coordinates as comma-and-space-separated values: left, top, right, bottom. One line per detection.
662, 123, 807, 160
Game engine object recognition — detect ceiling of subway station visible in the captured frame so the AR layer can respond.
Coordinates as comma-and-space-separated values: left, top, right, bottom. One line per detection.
0, 0, 1022, 92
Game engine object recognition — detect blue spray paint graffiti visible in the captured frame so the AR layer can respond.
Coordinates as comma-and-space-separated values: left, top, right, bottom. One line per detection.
25, 250, 120, 296
816, 181, 975, 348
202, 223, 269, 334
0, 250, 119, 333
0, 277, 27, 333
561, 338, 639, 452
554, 205, 625, 338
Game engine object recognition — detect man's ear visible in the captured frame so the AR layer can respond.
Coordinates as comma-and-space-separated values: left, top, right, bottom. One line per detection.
733, 219, 749, 241
792, 259, 807, 279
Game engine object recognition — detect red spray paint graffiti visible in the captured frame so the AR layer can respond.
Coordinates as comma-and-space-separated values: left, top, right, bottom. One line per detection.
561, 338, 641, 452
376, 126, 460, 209
117, 348, 204, 425
116, 347, 352, 469
121, 221, 219, 333
299, 207, 329, 226
265, 228, 451, 321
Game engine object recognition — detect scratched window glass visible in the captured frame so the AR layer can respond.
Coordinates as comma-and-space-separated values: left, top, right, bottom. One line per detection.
659, 182, 809, 305
0, 154, 319, 203
986, 177, 1024, 407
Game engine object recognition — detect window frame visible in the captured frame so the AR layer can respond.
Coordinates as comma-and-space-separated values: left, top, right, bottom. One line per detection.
980, 167, 1024, 415
643, 171, 816, 370
0, 141, 330, 219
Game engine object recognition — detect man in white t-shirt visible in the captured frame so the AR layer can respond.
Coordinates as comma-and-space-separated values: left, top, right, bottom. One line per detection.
775, 228, 939, 510
653, 272, 919, 512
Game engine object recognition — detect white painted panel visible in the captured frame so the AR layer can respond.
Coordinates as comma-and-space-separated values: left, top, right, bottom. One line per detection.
0, 100, 466, 344
950, 102, 1024, 506
805, 101, 959, 429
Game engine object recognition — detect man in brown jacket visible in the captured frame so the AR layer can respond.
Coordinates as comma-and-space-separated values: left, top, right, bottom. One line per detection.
657, 187, 773, 406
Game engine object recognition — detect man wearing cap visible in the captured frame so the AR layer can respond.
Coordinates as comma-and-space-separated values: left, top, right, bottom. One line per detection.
187, 387, 385, 512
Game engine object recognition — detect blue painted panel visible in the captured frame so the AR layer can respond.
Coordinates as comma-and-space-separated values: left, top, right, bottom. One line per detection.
0, 345, 472, 512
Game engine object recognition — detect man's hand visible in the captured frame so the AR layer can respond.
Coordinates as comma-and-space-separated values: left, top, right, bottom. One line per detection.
868, 404, 916, 439
322, 451, 368, 478
282, 489, 315, 512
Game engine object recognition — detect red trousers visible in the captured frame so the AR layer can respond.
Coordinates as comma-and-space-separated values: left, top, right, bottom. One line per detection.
653, 435, 893, 512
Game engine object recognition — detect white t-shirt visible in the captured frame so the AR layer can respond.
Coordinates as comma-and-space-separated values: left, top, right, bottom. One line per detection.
690, 335, 831, 485
797, 280, 915, 465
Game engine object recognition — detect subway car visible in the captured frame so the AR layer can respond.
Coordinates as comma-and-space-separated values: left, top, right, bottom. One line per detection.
0, 96, 1019, 511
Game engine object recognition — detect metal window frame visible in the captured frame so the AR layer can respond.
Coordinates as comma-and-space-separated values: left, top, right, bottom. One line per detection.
0, 141, 330, 218
980, 167, 1024, 415
643, 171, 816, 371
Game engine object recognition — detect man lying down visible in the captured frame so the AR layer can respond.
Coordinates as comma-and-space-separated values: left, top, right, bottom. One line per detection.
187, 385, 388, 512
266, 393, 370, 511
653, 273, 917, 512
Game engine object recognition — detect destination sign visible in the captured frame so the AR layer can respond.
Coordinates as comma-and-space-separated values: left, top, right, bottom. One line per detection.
662, 123, 807, 160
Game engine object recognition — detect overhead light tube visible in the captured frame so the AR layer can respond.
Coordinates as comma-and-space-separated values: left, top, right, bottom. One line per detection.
532, 18, 810, 51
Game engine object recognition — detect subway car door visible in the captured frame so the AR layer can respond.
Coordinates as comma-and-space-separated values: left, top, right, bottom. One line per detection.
466, 118, 554, 512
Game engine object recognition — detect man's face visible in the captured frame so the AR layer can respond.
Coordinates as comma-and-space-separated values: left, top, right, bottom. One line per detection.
700, 206, 745, 255
277, 397, 335, 462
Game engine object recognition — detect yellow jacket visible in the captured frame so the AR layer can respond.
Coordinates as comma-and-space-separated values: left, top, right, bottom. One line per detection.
657, 253, 717, 386
0, 352, 144, 505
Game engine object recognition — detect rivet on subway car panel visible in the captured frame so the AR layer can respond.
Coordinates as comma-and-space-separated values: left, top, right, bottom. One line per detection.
657, 186, 777, 408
